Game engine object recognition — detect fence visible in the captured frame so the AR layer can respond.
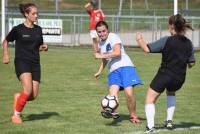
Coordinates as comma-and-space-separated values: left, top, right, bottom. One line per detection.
1, 12, 200, 49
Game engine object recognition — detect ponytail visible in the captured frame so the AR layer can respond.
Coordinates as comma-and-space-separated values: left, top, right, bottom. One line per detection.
169, 14, 193, 35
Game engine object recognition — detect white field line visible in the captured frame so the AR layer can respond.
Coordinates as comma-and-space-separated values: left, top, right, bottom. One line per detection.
121, 126, 200, 134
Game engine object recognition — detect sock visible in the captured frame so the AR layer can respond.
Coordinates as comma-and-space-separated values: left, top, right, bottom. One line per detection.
14, 111, 21, 116
145, 104, 155, 129
166, 96, 176, 121
15, 92, 29, 113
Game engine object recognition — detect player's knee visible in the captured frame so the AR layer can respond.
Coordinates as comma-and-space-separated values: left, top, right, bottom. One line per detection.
145, 95, 156, 104
28, 94, 38, 101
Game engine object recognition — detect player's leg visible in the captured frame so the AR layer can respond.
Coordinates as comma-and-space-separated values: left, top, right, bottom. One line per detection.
90, 30, 99, 53
13, 92, 20, 111
165, 77, 184, 129
109, 85, 120, 119
108, 69, 121, 104
124, 86, 141, 123
108, 85, 119, 99
28, 62, 41, 101
145, 71, 169, 132
165, 91, 176, 129
12, 72, 32, 124
101, 69, 121, 119
92, 38, 99, 53
101, 85, 120, 119
28, 80, 39, 101
120, 66, 143, 123
145, 87, 160, 132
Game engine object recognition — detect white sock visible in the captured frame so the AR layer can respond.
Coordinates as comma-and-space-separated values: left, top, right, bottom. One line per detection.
145, 104, 155, 129
14, 111, 21, 116
166, 96, 176, 121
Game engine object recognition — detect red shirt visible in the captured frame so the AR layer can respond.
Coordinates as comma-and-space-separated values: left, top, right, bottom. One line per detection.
87, 9, 105, 30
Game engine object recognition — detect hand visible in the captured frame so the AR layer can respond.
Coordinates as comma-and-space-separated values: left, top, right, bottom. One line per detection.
136, 32, 143, 41
84, 2, 93, 10
95, 53, 103, 59
2, 54, 10, 64
94, 72, 101, 79
40, 44, 48, 51
188, 62, 195, 68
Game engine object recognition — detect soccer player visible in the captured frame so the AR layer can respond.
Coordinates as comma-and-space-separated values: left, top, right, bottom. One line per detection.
94, 21, 143, 124
84, 0, 105, 53
2, 3, 48, 124
136, 14, 195, 132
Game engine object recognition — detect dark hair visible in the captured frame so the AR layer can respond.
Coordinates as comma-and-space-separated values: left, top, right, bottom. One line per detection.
95, 21, 109, 30
19, 3, 37, 17
168, 14, 193, 35
90, 0, 99, 9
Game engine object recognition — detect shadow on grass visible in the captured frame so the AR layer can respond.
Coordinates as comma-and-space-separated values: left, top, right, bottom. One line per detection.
106, 114, 146, 126
23, 111, 59, 121
176, 122, 200, 128
156, 121, 200, 130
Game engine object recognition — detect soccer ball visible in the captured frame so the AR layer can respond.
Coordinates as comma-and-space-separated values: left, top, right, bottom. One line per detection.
101, 95, 119, 112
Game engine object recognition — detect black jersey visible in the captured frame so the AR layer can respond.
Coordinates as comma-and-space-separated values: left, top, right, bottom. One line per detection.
147, 35, 195, 78
6, 23, 43, 63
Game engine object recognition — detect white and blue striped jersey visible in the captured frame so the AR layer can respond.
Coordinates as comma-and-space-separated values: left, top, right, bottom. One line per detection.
98, 33, 134, 73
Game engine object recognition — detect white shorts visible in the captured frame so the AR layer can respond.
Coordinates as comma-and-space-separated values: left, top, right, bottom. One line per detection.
90, 30, 98, 38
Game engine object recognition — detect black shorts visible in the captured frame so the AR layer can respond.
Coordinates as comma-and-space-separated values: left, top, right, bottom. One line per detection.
14, 58, 41, 82
150, 70, 185, 93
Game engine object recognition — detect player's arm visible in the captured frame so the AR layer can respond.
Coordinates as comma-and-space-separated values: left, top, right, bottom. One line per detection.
84, 2, 92, 11
188, 62, 195, 68
136, 32, 150, 53
100, 9, 106, 21
94, 58, 107, 79
94, 43, 121, 59
187, 46, 196, 69
136, 32, 168, 53
2, 39, 10, 64
2, 26, 17, 64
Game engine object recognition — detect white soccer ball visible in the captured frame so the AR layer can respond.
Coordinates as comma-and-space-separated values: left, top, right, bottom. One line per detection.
101, 95, 119, 111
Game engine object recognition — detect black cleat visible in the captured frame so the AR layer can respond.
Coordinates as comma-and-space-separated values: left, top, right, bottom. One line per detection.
101, 110, 120, 119
164, 120, 174, 130
145, 126, 156, 133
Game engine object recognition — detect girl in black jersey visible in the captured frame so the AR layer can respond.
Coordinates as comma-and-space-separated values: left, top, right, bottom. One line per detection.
2, 3, 48, 124
136, 14, 195, 132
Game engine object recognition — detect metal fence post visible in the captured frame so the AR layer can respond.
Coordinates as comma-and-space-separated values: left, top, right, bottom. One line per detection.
192, 18, 194, 43
199, 24, 200, 48
112, 17, 115, 32
152, 17, 155, 42
159, 23, 162, 38
73, 16, 76, 45
155, 17, 157, 40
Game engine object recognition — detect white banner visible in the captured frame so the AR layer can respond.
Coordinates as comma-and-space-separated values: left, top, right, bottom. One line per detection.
8, 18, 63, 43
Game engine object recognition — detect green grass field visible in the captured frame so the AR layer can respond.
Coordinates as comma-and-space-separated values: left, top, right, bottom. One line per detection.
0, 47, 200, 134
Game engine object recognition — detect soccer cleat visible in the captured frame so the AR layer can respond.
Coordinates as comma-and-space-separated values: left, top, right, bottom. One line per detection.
101, 110, 120, 119
101, 110, 111, 118
144, 126, 156, 133
164, 120, 174, 129
13, 93, 20, 111
11, 115, 22, 124
111, 111, 120, 119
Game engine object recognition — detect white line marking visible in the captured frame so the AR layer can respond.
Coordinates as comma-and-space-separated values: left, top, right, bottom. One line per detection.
121, 126, 200, 134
